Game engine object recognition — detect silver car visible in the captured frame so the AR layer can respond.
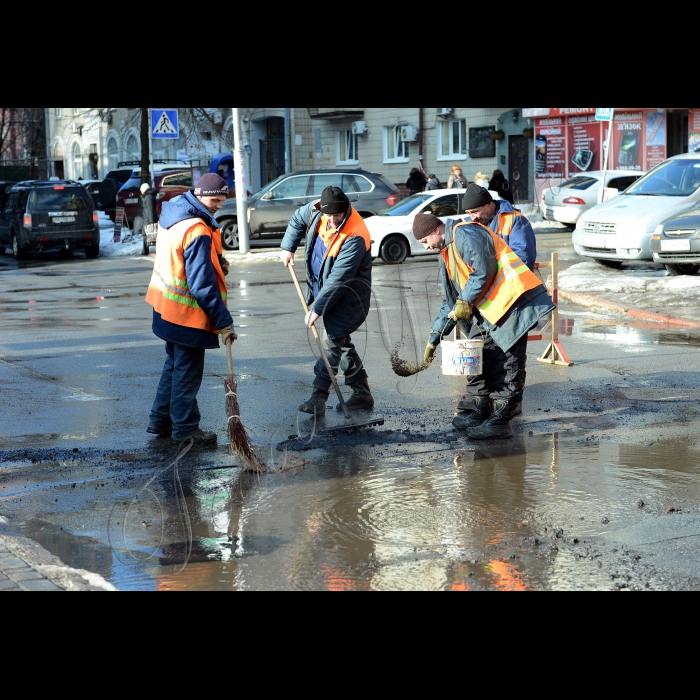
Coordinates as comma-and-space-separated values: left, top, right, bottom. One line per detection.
650, 207, 700, 275
540, 170, 641, 229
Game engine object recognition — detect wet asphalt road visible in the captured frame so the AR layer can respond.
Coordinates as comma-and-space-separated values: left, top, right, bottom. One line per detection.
1, 233, 700, 591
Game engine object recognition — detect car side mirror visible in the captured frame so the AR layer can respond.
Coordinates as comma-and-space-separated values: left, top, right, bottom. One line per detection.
261, 191, 273, 201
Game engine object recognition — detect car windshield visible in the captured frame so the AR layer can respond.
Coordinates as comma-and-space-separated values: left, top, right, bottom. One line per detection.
29, 187, 91, 211
559, 176, 598, 191
625, 159, 700, 197
380, 194, 432, 216
119, 177, 143, 191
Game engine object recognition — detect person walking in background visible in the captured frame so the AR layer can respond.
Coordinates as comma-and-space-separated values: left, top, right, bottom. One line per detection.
473, 172, 491, 189
145, 173, 236, 447
425, 174, 441, 191
489, 169, 514, 204
447, 165, 469, 189
279, 186, 375, 416
406, 167, 428, 195
413, 213, 555, 440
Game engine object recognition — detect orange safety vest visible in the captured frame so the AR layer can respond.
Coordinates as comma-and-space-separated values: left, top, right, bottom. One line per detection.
310, 207, 371, 259
494, 210, 522, 246
441, 220, 542, 325
145, 218, 228, 333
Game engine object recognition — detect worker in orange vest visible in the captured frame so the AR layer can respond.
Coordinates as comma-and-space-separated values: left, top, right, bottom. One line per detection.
413, 213, 555, 439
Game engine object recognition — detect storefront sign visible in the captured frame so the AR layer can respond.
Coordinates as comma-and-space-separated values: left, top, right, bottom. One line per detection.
611, 112, 644, 171
690, 110, 700, 154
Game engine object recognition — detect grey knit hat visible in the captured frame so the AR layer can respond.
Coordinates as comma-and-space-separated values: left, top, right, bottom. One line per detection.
412, 213, 443, 240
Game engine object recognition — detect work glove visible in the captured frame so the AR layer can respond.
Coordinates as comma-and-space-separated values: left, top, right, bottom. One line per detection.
219, 257, 230, 276
219, 327, 238, 345
448, 299, 472, 323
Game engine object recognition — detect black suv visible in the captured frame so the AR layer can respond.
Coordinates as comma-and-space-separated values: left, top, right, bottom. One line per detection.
0, 180, 100, 259
214, 168, 401, 251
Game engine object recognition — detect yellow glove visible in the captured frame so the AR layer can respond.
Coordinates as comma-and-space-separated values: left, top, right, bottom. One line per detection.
448, 299, 472, 323
219, 327, 238, 345
424, 342, 437, 364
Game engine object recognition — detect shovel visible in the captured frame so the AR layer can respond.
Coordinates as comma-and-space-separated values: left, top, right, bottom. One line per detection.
288, 264, 384, 437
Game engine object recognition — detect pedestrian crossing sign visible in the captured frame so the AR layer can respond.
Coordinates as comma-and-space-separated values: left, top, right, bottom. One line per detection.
151, 109, 179, 139
595, 108, 613, 122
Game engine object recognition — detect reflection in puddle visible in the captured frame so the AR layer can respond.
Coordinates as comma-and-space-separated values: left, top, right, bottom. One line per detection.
15, 433, 699, 591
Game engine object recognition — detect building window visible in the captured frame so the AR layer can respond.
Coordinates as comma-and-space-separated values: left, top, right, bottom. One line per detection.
107, 137, 119, 171
337, 130, 358, 165
125, 135, 139, 161
73, 108, 81, 116
55, 108, 62, 118
383, 125, 409, 163
438, 119, 467, 160
72, 142, 83, 180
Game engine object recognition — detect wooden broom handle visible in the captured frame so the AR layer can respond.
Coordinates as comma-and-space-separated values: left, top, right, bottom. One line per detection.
288, 264, 351, 419
226, 338, 233, 383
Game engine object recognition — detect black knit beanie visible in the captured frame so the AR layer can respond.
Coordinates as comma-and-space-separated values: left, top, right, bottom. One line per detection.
462, 183, 493, 210
320, 186, 350, 214
195, 173, 229, 197
412, 213, 443, 240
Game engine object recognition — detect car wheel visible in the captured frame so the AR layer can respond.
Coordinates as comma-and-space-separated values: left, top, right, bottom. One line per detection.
665, 263, 700, 276
84, 243, 99, 259
221, 219, 239, 251
12, 231, 28, 260
380, 235, 409, 265
593, 258, 623, 269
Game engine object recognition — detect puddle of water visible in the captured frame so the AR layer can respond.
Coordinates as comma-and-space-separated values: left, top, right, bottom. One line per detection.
8, 433, 699, 591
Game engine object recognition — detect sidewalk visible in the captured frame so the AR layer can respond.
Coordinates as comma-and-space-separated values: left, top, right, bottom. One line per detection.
0, 517, 117, 591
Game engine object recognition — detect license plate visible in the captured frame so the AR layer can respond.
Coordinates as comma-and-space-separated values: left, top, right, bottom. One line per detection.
583, 235, 608, 247
660, 239, 691, 252
126, 198, 138, 204
52, 217, 76, 224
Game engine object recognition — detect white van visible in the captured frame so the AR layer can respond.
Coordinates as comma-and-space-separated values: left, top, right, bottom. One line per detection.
572, 153, 700, 268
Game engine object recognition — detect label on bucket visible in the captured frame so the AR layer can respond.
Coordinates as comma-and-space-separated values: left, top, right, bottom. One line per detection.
441, 339, 483, 376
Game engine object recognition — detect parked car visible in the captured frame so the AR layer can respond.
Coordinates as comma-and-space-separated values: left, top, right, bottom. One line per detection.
572, 153, 700, 268
214, 168, 401, 251
650, 207, 700, 275
540, 170, 642, 229
92, 167, 137, 221
116, 166, 193, 229
366, 188, 500, 264
0, 180, 100, 259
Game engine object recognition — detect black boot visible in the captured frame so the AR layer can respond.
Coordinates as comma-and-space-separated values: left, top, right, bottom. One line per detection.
337, 378, 374, 411
467, 398, 515, 439
456, 395, 473, 412
453, 396, 491, 430
299, 388, 329, 415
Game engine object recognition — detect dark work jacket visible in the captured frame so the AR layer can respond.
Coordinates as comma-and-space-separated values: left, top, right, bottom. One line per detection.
151, 191, 233, 349
430, 219, 555, 352
280, 201, 372, 340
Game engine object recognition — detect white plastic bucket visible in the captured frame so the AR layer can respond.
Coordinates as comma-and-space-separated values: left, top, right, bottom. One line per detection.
441, 339, 484, 376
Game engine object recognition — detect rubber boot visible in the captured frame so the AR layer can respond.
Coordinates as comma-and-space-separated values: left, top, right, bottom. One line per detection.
338, 378, 374, 411
456, 395, 473, 412
299, 388, 330, 415
453, 396, 491, 430
467, 398, 515, 439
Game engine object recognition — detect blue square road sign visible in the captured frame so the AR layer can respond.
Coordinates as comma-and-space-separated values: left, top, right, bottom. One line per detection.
595, 108, 613, 122
151, 109, 179, 139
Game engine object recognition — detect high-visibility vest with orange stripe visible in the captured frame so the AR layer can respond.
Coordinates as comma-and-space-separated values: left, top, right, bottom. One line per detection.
310, 207, 371, 260
145, 218, 227, 333
494, 210, 521, 246
441, 220, 542, 325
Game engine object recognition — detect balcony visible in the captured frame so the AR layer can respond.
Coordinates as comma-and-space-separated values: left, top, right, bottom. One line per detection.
307, 108, 364, 120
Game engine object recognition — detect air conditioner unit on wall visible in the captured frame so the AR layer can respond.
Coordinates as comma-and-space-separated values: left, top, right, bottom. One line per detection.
352, 120, 368, 136
438, 108, 454, 118
400, 125, 418, 142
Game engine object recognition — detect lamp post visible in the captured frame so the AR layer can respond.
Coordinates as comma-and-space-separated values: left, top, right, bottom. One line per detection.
232, 108, 250, 254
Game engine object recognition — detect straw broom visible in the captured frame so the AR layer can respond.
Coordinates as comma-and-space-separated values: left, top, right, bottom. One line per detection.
225, 340, 266, 473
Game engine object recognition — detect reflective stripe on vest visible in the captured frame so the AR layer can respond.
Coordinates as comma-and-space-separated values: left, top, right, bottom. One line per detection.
441, 220, 542, 325
495, 210, 521, 243
146, 218, 227, 333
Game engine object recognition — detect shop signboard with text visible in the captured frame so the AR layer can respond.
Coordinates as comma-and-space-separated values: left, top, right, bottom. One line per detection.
534, 117, 566, 180
568, 114, 602, 173
611, 111, 644, 171
690, 110, 700, 154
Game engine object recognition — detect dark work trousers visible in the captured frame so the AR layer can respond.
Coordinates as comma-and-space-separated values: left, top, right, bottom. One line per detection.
149, 341, 206, 439
466, 321, 528, 403
313, 331, 368, 392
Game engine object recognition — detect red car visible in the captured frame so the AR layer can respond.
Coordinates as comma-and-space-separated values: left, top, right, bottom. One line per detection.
116, 168, 193, 228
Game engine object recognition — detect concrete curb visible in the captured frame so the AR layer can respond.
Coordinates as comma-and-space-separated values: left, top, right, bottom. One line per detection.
559, 289, 700, 329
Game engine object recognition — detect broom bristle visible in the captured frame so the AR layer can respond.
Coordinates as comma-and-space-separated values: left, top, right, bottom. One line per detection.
224, 377, 267, 473
389, 342, 431, 377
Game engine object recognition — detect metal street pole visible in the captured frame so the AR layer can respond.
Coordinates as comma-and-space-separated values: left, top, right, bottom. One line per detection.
148, 108, 155, 192
232, 108, 250, 254
599, 108, 615, 204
